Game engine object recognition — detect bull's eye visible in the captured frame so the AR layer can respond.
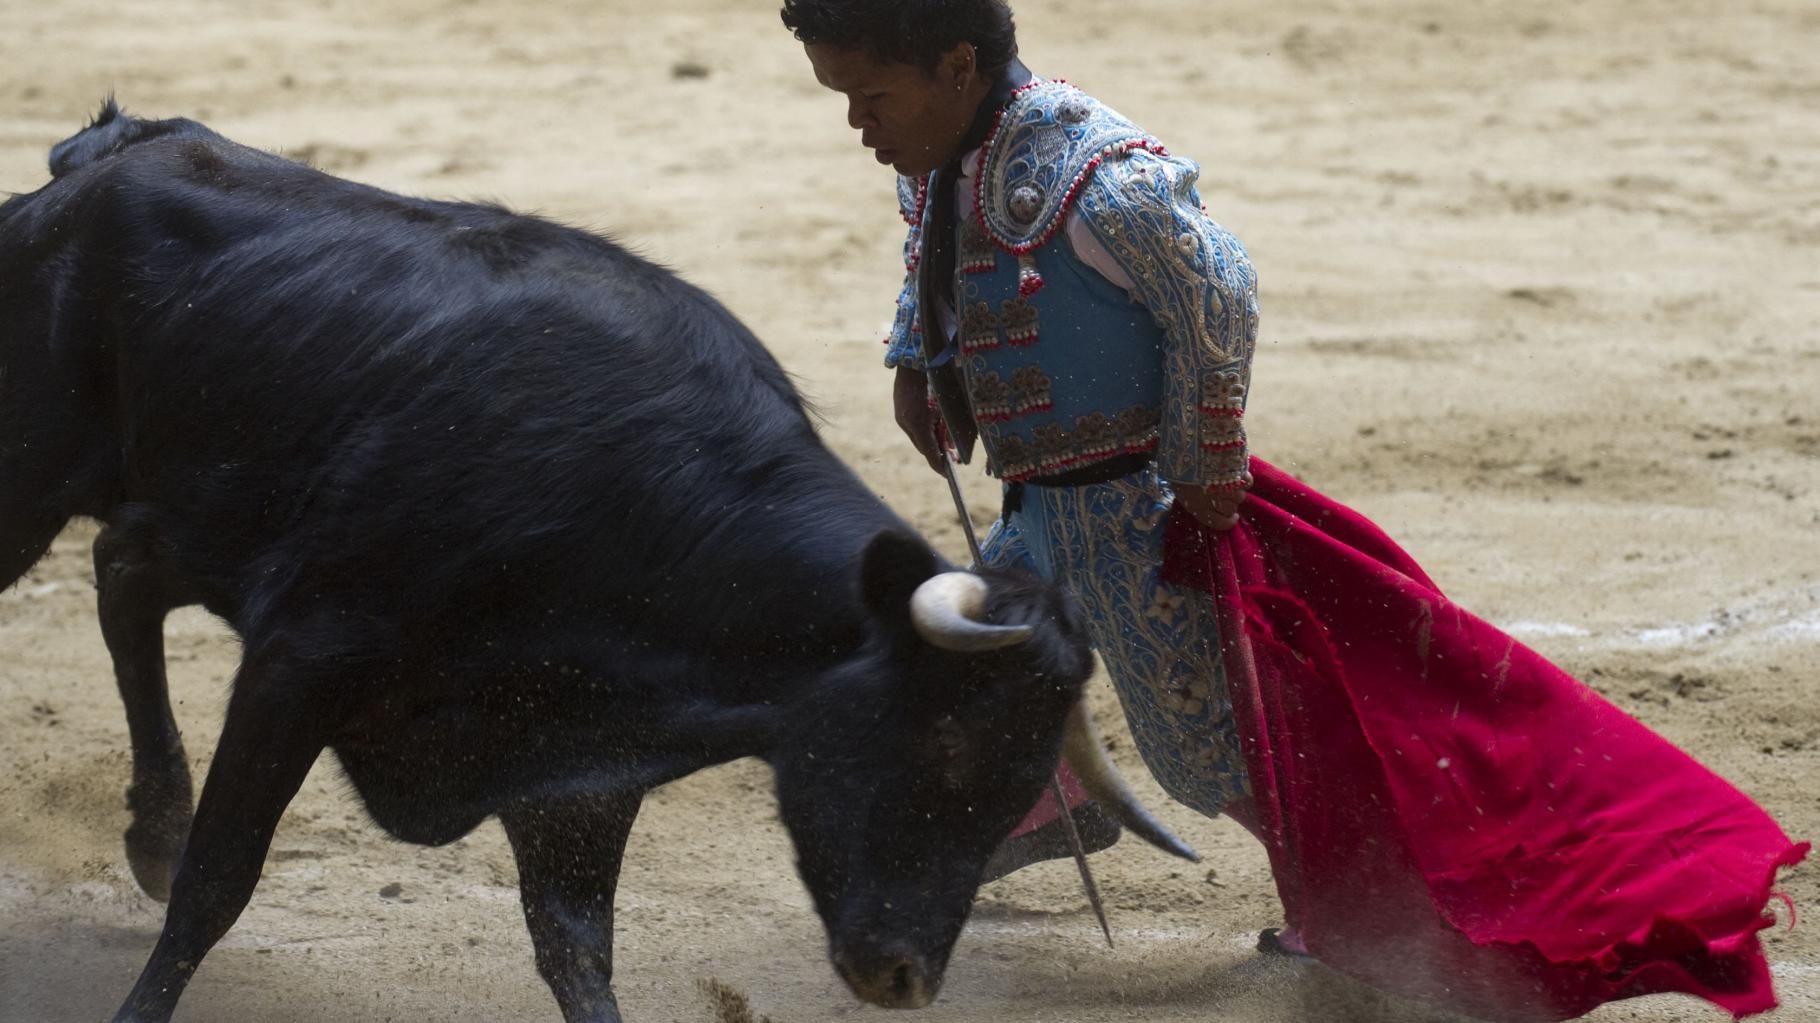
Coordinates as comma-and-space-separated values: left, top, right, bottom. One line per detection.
934, 715, 966, 756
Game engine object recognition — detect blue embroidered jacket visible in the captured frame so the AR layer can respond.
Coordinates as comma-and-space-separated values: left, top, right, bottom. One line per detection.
883, 79, 1259, 488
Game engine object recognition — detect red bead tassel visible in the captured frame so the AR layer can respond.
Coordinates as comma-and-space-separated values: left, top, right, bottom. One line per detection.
1017, 253, 1044, 298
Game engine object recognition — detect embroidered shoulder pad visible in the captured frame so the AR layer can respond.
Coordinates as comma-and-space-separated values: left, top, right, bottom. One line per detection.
975, 81, 1165, 253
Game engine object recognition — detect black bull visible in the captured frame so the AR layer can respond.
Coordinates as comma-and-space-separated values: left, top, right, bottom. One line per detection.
0, 103, 1192, 1022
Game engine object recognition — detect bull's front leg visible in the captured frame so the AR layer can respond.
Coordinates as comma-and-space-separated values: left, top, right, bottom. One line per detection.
111, 650, 326, 1023
500, 791, 643, 1023
94, 523, 198, 902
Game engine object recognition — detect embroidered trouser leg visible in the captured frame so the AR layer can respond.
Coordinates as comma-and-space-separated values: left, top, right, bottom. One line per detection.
981, 469, 1249, 818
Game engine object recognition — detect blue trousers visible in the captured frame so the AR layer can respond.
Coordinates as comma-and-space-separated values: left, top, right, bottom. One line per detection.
980, 468, 1249, 817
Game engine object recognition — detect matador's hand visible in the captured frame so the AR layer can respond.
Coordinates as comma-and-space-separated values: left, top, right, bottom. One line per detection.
1171, 472, 1253, 531
893, 364, 948, 476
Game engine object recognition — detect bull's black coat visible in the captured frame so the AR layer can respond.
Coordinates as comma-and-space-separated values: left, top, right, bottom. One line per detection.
0, 101, 1096, 1023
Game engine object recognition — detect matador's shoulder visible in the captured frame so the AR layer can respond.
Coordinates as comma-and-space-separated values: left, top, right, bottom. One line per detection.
974, 79, 1169, 253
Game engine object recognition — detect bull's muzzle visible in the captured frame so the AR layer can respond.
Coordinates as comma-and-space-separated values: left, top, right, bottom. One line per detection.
833, 943, 938, 1010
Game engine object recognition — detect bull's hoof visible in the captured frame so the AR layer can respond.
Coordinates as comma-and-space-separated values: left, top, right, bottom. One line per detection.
124, 817, 188, 902
124, 834, 182, 902
123, 774, 193, 902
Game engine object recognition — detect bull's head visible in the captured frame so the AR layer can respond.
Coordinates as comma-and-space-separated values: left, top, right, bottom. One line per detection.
770, 531, 1195, 1009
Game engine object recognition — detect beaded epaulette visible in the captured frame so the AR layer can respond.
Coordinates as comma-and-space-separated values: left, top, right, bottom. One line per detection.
973, 81, 1168, 263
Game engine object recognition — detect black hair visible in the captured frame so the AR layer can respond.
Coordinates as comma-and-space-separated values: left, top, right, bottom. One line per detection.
780, 0, 1019, 75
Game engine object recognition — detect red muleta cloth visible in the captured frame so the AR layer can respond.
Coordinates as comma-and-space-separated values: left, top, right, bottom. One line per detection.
1162, 456, 1808, 1021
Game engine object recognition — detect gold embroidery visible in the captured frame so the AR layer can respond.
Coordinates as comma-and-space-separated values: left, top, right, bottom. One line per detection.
958, 218, 997, 274
1202, 368, 1246, 409
1000, 297, 1039, 346
1202, 444, 1249, 476
989, 405, 1162, 481
969, 370, 1012, 422
1200, 412, 1245, 446
1009, 366, 1053, 414
1114, 406, 1157, 439
960, 302, 1001, 354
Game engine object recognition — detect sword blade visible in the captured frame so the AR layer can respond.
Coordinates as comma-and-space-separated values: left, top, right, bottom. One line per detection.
940, 452, 984, 567
1051, 772, 1115, 948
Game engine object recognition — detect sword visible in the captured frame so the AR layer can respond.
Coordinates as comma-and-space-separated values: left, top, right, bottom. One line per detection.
939, 451, 985, 566
939, 451, 1116, 948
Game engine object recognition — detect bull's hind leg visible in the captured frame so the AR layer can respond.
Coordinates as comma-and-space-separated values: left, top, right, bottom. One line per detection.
501, 791, 644, 1023
94, 524, 197, 902
112, 648, 327, 1023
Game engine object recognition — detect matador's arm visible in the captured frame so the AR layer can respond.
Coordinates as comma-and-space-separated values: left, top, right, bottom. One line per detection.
1078, 148, 1259, 489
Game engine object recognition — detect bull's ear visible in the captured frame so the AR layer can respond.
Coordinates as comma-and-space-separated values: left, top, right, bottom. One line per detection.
858, 529, 940, 621
49, 97, 136, 178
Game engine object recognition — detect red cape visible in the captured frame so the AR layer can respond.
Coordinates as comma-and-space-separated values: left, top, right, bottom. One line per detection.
1160, 457, 1807, 1020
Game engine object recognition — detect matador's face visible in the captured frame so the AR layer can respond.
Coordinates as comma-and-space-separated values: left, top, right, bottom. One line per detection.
805, 41, 985, 178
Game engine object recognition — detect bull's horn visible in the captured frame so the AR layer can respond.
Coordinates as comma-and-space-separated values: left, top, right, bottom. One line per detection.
1062, 700, 1200, 863
909, 572, 1034, 652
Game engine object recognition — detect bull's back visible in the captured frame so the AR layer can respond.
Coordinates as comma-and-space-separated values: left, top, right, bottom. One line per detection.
44, 137, 867, 639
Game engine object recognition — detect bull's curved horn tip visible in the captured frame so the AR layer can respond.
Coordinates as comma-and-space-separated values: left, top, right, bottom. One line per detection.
909, 572, 1033, 652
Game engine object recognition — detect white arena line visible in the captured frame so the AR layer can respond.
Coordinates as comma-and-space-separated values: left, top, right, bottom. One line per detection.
1500, 587, 1820, 651
1503, 622, 1593, 639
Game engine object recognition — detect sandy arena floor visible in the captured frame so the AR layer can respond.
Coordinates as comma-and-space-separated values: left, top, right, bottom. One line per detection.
2, 0, 1817, 1020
